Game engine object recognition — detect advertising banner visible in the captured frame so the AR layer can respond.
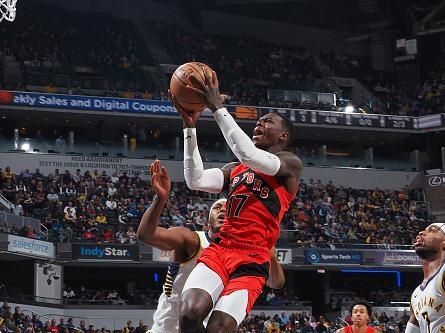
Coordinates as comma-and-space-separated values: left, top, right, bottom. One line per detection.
424, 173, 445, 210
275, 248, 293, 264
304, 249, 363, 265
1, 152, 152, 177
374, 251, 422, 266
0, 151, 223, 183
72, 244, 139, 260
0, 90, 177, 115
0, 90, 439, 130
8, 235, 55, 259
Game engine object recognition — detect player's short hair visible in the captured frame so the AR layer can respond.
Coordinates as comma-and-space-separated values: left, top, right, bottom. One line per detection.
272, 112, 295, 148
208, 198, 227, 220
350, 301, 372, 316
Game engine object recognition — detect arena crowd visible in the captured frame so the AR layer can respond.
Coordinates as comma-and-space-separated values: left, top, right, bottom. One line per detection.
0, 166, 428, 247
0, 300, 410, 333
1, 2, 445, 116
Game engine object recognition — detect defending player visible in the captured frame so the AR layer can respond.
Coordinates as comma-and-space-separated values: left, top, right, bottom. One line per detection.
136, 160, 285, 333
170, 70, 303, 333
336, 302, 379, 333
406, 222, 445, 333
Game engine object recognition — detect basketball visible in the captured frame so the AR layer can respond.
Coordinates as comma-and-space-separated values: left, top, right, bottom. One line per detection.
0, 90, 14, 104
170, 62, 213, 112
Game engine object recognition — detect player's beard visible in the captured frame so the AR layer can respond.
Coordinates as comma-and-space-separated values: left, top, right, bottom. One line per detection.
415, 246, 438, 260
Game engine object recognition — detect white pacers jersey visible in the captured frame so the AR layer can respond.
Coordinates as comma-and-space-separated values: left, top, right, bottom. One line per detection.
150, 231, 211, 333
411, 263, 445, 333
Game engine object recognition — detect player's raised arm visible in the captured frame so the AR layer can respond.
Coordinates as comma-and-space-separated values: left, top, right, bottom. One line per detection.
187, 71, 302, 186
169, 90, 230, 193
136, 160, 198, 253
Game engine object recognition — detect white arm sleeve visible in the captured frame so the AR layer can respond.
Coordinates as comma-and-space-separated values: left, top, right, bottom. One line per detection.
213, 108, 281, 176
405, 322, 420, 333
183, 128, 224, 193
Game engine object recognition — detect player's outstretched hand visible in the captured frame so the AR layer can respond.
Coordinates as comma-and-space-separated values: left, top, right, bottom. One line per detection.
187, 70, 224, 113
150, 160, 171, 201
169, 90, 201, 128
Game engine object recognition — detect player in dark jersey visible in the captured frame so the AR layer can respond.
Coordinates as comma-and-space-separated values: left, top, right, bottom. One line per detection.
170, 70, 303, 333
336, 302, 379, 333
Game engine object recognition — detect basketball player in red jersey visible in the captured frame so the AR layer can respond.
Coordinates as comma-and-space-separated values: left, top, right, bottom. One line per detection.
336, 302, 379, 333
170, 70, 303, 333
137, 160, 284, 333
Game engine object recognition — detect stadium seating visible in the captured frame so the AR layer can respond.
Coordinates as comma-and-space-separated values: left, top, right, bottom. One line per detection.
0, 166, 428, 247
0, 299, 409, 333
2, 2, 445, 116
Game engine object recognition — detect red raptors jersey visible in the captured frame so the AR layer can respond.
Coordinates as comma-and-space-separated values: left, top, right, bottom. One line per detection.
218, 164, 296, 249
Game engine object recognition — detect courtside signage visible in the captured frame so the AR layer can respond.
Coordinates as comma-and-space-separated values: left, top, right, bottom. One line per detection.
72, 244, 139, 261
374, 251, 422, 266
7, 235, 55, 259
276, 248, 293, 264
304, 249, 363, 265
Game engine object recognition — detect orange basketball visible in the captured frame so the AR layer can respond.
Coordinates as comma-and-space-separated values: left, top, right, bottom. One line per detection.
170, 62, 213, 112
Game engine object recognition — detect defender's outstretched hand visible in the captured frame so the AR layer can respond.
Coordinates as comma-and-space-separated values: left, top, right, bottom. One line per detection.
187, 70, 224, 113
150, 160, 171, 201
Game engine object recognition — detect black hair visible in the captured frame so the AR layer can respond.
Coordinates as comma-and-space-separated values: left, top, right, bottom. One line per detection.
272, 112, 295, 148
350, 301, 372, 316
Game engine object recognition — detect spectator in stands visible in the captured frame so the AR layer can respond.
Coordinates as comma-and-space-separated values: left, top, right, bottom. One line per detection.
126, 227, 136, 244
266, 289, 276, 304
4, 313, 16, 332
105, 196, 117, 211
122, 321, 133, 333
302, 319, 315, 333
63, 286, 75, 299
193, 198, 208, 211
131, 321, 143, 333
49, 319, 59, 333
87, 325, 95, 333
12, 201, 24, 216
54, 136, 65, 152
77, 286, 88, 301
192, 209, 207, 228
63, 202, 77, 222
57, 319, 65, 330
0, 302, 8, 316
106, 289, 118, 302
12, 307, 20, 322
170, 208, 186, 226
95, 211, 107, 225
31, 315, 43, 330
103, 228, 114, 243
0, 283, 9, 298
77, 320, 87, 333
2, 167, 14, 182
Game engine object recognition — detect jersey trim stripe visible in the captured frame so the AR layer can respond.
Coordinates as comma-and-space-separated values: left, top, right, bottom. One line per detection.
230, 262, 270, 279
420, 261, 445, 291
441, 271, 445, 295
